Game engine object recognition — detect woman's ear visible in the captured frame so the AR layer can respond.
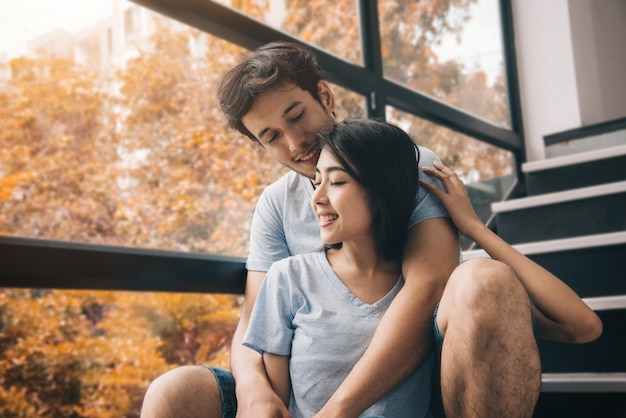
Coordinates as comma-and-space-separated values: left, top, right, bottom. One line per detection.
318, 81, 336, 114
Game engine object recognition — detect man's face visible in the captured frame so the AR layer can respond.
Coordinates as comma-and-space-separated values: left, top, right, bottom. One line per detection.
241, 82, 336, 179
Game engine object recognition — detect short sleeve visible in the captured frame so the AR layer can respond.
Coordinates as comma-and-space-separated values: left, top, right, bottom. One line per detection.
246, 188, 290, 272
243, 263, 294, 356
409, 146, 449, 228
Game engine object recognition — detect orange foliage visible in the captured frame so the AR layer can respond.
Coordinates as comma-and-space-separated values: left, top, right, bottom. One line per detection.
0, 289, 239, 417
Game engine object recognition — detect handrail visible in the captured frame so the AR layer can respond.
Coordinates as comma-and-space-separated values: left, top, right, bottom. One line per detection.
0, 235, 246, 294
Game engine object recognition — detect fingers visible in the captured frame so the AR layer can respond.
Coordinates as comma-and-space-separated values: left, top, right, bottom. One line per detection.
422, 161, 463, 184
418, 178, 441, 197
423, 160, 455, 178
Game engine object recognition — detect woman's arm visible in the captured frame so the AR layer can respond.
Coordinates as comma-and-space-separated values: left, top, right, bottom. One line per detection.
263, 353, 291, 407
421, 161, 603, 343
230, 270, 291, 418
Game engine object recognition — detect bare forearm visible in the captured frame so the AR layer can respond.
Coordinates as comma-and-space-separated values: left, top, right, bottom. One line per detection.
230, 318, 267, 389
468, 223, 602, 342
319, 285, 438, 416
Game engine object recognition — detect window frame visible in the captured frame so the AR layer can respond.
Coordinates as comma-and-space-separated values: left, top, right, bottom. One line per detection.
0, 0, 524, 292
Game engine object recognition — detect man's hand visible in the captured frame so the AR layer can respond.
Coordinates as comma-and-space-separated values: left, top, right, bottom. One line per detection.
420, 161, 483, 238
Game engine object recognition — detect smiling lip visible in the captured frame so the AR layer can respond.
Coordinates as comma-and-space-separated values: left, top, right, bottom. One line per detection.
317, 212, 338, 227
295, 146, 319, 164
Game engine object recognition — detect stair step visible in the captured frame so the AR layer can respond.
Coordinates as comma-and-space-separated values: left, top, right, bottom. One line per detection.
491, 181, 626, 244
523, 144, 626, 196
492, 181, 626, 213
541, 373, 626, 393
534, 392, 626, 418
463, 231, 626, 258
462, 232, 626, 298
523, 144, 626, 173
584, 295, 626, 311
539, 309, 626, 373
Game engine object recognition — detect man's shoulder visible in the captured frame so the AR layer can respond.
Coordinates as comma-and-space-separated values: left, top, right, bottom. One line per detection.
261, 170, 308, 199
416, 145, 441, 168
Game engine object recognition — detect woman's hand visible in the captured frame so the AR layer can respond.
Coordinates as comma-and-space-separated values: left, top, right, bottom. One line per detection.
420, 160, 485, 239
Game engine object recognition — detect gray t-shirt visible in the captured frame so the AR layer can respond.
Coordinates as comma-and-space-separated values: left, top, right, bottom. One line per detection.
246, 146, 449, 273
243, 250, 433, 418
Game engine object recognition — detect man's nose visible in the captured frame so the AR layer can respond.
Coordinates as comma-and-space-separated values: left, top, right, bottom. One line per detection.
284, 128, 304, 152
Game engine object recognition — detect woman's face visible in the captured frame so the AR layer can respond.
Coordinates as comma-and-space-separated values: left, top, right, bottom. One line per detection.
311, 147, 373, 247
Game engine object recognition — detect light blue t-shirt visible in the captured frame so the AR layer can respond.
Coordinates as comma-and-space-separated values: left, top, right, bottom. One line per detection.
243, 250, 433, 418
246, 146, 449, 272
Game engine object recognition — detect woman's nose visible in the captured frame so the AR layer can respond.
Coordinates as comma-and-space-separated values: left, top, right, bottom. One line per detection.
312, 181, 327, 205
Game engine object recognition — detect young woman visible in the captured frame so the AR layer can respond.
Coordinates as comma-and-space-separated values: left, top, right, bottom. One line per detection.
242, 119, 602, 418
243, 119, 433, 417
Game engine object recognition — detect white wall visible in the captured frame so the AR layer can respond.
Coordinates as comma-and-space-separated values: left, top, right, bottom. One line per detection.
512, 0, 581, 162
569, 0, 626, 125
512, 0, 626, 162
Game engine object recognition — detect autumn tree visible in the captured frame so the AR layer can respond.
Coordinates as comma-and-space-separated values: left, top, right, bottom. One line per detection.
0, 288, 240, 417
0, 57, 118, 242
379, 0, 512, 180
276, 0, 512, 180
112, 19, 287, 256
0, 289, 168, 417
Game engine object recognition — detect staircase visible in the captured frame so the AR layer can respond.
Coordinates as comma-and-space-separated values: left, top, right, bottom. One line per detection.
462, 144, 626, 417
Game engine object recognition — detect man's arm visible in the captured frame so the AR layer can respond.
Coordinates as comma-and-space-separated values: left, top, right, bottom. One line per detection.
230, 270, 291, 418
315, 217, 459, 417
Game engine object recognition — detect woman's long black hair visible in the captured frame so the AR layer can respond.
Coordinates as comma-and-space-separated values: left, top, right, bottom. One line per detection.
318, 119, 420, 261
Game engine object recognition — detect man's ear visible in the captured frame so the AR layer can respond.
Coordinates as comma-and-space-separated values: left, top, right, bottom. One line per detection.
318, 81, 336, 113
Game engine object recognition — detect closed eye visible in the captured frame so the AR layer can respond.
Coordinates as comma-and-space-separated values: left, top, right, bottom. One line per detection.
266, 131, 279, 144
290, 109, 305, 122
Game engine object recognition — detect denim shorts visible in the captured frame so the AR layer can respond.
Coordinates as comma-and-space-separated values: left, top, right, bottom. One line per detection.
206, 368, 390, 417
206, 367, 237, 418
433, 304, 445, 350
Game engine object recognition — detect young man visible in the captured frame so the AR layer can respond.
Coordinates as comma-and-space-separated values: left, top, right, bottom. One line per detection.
141, 42, 601, 418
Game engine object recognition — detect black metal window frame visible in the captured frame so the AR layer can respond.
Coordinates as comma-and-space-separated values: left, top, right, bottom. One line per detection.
0, 0, 524, 294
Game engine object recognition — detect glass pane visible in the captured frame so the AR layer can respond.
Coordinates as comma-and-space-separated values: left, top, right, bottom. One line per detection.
379, 0, 510, 127
330, 83, 367, 122
219, 0, 363, 65
0, 1, 290, 258
387, 107, 515, 250
0, 287, 241, 417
